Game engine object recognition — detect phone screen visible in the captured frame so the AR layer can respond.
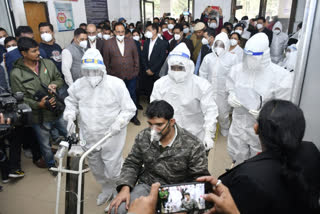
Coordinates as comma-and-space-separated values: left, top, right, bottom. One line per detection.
157, 182, 213, 214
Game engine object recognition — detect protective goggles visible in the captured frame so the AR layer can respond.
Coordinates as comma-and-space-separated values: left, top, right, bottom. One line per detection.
244, 49, 264, 56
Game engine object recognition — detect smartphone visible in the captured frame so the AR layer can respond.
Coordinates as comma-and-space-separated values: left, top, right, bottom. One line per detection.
165, 12, 171, 16
157, 182, 214, 214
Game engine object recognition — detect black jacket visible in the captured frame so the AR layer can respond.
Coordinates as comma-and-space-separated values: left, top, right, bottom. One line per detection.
200, 44, 212, 65
169, 38, 194, 58
250, 27, 273, 47
219, 141, 320, 214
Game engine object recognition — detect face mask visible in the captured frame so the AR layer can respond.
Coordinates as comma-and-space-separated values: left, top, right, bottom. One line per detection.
209, 22, 217, 29
174, 34, 181, 41
150, 121, 170, 142
183, 28, 189, 34
97, 33, 102, 39
230, 39, 238, 46
130, 28, 134, 32
145, 31, 153, 39
201, 38, 209, 45
245, 55, 262, 70
6, 46, 17, 52
274, 29, 281, 35
162, 28, 168, 32
88, 35, 96, 42
168, 24, 174, 30
168, 69, 188, 83
103, 34, 111, 40
79, 40, 88, 49
0, 37, 5, 46
116, 35, 125, 42
86, 76, 103, 88
133, 35, 140, 41
41, 33, 53, 43
158, 33, 162, 39
214, 47, 224, 56
190, 27, 194, 33
235, 29, 243, 35
256, 23, 263, 30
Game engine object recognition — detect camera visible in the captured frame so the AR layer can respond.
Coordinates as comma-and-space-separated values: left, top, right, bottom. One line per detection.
0, 91, 32, 136
33, 83, 65, 116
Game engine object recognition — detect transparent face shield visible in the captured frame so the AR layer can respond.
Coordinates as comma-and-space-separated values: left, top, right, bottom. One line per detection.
243, 49, 264, 70
213, 40, 225, 56
168, 55, 189, 83
81, 68, 104, 77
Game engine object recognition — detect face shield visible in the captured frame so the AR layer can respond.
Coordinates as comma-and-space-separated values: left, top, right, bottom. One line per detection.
168, 55, 189, 83
81, 58, 105, 87
243, 49, 264, 70
213, 40, 225, 57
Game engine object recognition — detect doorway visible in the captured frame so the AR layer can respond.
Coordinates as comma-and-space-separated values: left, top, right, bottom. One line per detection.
24, 2, 49, 42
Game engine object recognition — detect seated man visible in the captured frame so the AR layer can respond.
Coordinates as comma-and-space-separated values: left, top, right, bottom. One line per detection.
108, 100, 210, 214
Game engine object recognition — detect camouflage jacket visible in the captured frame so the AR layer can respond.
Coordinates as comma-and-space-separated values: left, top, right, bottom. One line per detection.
116, 124, 210, 191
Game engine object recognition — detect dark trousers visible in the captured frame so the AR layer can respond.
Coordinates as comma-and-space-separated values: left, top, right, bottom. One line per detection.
124, 77, 138, 117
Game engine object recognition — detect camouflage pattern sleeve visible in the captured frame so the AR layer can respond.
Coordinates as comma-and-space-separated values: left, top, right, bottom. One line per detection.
116, 131, 144, 191
188, 139, 210, 180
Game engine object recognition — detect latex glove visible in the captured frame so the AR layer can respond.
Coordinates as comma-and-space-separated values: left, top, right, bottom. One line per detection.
249, 109, 260, 119
203, 133, 214, 151
67, 118, 76, 135
110, 121, 121, 136
228, 93, 242, 108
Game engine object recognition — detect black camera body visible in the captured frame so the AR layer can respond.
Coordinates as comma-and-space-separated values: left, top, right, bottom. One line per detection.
0, 91, 32, 136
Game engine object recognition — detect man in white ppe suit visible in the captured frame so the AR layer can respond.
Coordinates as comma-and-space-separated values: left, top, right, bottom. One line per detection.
270, 21, 288, 64
199, 32, 238, 137
63, 48, 136, 207
227, 33, 293, 164
280, 43, 298, 72
151, 43, 218, 152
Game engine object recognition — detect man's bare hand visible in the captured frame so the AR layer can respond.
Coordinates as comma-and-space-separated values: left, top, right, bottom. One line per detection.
0, 113, 10, 124
146, 69, 154, 76
48, 84, 57, 93
128, 183, 160, 214
108, 186, 130, 214
219, 8, 223, 16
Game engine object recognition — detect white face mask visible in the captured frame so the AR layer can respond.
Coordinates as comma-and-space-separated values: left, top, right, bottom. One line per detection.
162, 28, 168, 32
183, 28, 189, 34
174, 34, 181, 41
168, 24, 174, 30
209, 22, 217, 29
79, 40, 88, 49
130, 28, 134, 32
116, 35, 125, 42
86, 76, 103, 88
133, 35, 140, 41
235, 29, 243, 35
145, 31, 153, 39
190, 27, 194, 33
150, 128, 162, 142
274, 29, 281, 35
245, 55, 262, 70
214, 47, 224, 56
201, 38, 209, 45
97, 33, 102, 39
168, 70, 188, 83
0, 37, 6, 46
88, 35, 97, 42
103, 34, 111, 40
6, 46, 17, 53
230, 39, 238, 47
41, 33, 53, 43
256, 23, 263, 30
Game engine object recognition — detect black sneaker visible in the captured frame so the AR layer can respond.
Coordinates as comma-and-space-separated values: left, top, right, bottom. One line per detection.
48, 168, 58, 177
8, 170, 25, 178
130, 117, 141, 126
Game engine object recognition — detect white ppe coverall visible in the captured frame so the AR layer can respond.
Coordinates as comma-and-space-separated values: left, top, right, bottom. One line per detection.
230, 44, 244, 64
199, 32, 238, 136
151, 43, 218, 151
63, 48, 136, 205
270, 21, 289, 64
227, 33, 294, 164
280, 44, 298, 72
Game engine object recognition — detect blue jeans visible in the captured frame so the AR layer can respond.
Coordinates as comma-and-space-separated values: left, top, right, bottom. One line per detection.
32, 117, 67, 167
123, 77, 137, 106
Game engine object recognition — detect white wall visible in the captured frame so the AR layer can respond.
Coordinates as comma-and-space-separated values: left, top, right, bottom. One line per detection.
11, 0, 87, 48
108, 0, 141, 24
193, 0, 232, 23
293, 0, 306, 31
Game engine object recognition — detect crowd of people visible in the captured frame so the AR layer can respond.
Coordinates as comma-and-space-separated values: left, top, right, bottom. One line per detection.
0, 5, 319, 214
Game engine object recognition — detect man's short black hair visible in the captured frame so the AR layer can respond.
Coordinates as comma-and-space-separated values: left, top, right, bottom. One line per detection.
257, 16, 266, 23
184, 192, 190, 196
169, 18, 176, 23
74, 28, 87, 37
114, 22, 125, 30
235, 23, 245, 31
97, 25, 102, 30
173, 24, 183, 32
205, 28, 216, 38
183, 23, 190, 27
0, 28, 7, 33
18, 37, 38, 53
38, 22, 54, 31
103, 25, 111, 31
146, 100, 174, 120
129, 23, 135, 28
125, 29, 132, 35
79, 23, 87, 27
241, 16, 248, 20
230, 32, 241, 40
146, 23, 159, 33
15, 26, 33, 37
4, 36, 16, 46
153, 17, 160, 21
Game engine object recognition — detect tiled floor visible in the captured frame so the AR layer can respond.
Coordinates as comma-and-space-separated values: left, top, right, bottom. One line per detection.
0, 101, 232, 214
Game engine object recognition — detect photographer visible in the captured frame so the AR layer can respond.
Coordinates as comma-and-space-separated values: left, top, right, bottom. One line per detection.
10, 37, 67, 176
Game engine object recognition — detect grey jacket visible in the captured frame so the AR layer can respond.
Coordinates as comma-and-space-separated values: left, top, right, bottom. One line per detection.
116, 124, 210, 191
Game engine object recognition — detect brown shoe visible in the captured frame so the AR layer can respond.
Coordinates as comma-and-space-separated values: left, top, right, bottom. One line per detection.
33, 158, 47, 168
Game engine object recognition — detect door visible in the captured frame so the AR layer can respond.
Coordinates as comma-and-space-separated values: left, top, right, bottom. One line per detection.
141, 0, 154, 24
24, 2, 49, 42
